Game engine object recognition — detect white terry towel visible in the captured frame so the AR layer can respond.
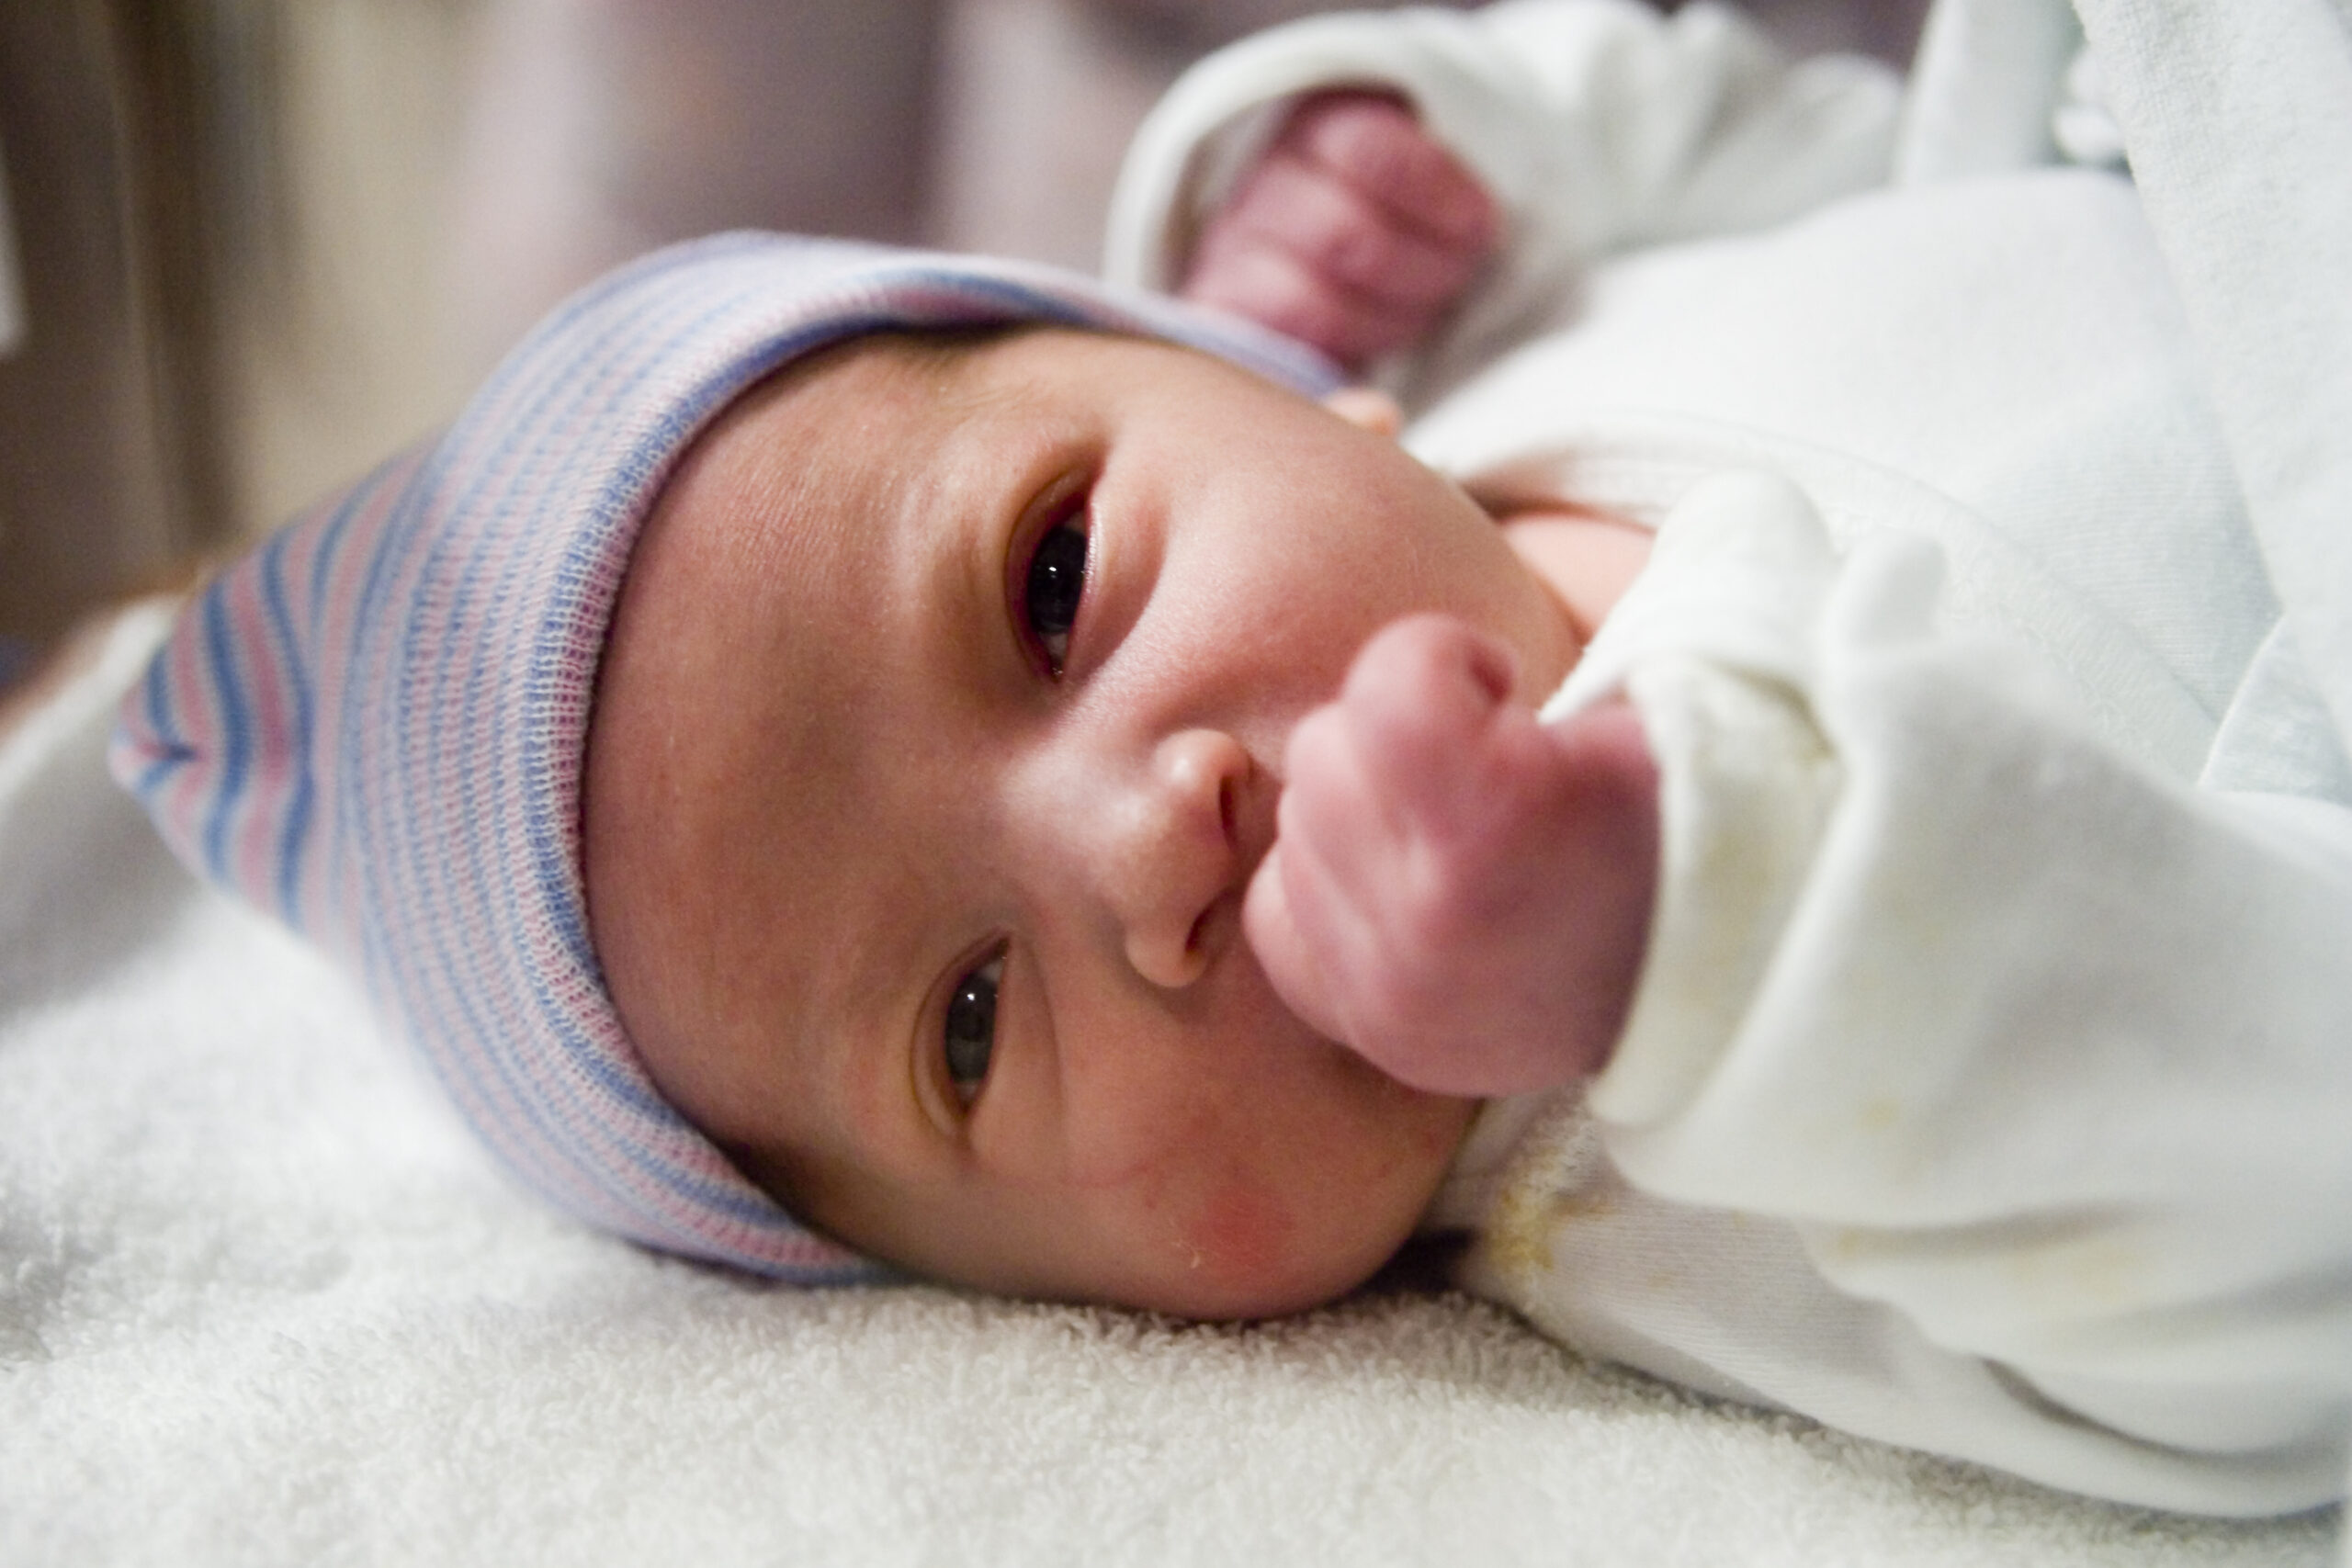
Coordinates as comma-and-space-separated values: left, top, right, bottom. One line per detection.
3, 616, 2339, 1562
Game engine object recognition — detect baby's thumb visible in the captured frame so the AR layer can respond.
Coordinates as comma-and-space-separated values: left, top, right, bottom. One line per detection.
1242, 845, 1357, 1052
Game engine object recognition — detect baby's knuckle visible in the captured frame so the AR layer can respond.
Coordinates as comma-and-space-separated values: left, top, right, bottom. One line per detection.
1360, 137, 1441, 213
1287, 700, 1354, 769
1299, 214, 1405, 297
1296, 91, 1411, 153
1204, 251, 1352, 355
1393, 854, 1476, 949
1180, 223, 1271, 305
1312, 96, 1420, 176
1352, 952, 1443, 1040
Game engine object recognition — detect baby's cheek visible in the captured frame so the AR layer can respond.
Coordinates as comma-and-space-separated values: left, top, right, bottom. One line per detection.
1174, 1180, 1296, 1297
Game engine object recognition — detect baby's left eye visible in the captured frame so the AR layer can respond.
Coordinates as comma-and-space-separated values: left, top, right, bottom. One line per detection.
1023, 519, 1088, 675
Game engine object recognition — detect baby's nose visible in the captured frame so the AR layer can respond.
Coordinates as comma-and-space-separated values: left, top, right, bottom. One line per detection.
1111, 728, 1258, 989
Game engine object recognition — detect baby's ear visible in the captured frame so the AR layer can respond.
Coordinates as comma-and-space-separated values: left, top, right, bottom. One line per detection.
1322, 387, 1403, 439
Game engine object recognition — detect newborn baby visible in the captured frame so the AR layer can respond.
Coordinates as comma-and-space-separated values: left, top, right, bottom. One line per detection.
581, 321, 1657, 1317
113, 0, 2352, 1525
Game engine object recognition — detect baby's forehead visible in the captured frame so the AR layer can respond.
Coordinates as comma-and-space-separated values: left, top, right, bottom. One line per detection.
662, 326, 1046, 512
741, 320, 1102, 415
652, 321, 1187, 582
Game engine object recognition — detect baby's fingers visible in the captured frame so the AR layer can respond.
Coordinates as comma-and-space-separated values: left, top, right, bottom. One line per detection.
1180, 231, 1396, 369
1242, 840, 1367, 1051
1181, 91, 1498, 368
1330, 614, 1519, 833
1221, 146, 1490, 311
1249, 787, 1466, 1091
1250, 688, 1441, 1050
1247, 788, 1507, 1096
1283, 93, 1498, 253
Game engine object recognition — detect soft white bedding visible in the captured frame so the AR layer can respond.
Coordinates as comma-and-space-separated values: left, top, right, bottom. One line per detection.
3, 603, 2335, 1568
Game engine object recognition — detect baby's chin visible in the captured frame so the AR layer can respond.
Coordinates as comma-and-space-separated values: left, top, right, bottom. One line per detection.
1075, 1223, 1405, 1323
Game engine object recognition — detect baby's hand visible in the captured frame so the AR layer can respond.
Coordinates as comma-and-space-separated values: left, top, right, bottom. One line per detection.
1180, 93, 1498, 373
1244, 615, 1658, 1099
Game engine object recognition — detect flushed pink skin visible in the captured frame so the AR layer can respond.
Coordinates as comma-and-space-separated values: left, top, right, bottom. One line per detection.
1244, 614, 1660, 1099
1180, 92, 1500, 372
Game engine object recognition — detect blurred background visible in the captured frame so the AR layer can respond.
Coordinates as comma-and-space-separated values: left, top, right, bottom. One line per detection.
0, 0, 1928, 684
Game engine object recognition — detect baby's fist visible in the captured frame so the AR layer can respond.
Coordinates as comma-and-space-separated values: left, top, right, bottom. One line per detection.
1181, 93, 1498, 372
1245, 615, 1657, 1098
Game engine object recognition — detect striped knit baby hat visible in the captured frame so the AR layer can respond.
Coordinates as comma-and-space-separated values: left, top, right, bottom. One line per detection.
110, 233, 1337, 1280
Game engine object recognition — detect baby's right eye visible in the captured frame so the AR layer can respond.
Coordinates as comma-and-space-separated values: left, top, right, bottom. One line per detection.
942, 955, 1001, 1106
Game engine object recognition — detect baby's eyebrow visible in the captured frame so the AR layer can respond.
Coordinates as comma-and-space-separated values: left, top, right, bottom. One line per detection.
896, 419, 1070, 661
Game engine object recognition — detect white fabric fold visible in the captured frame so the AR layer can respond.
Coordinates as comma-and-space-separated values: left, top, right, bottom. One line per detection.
2068, 0, 2352, 746
1105, 0, 1901, 406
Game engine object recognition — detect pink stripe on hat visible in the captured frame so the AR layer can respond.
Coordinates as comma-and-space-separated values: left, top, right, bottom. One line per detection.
109, 233, 1338, 1280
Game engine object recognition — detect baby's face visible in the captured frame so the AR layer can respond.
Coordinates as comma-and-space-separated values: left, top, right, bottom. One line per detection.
583, 327, 1572, 1317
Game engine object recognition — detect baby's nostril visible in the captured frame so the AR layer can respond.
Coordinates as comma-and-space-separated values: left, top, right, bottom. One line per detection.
1186, 893, 1234, 961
